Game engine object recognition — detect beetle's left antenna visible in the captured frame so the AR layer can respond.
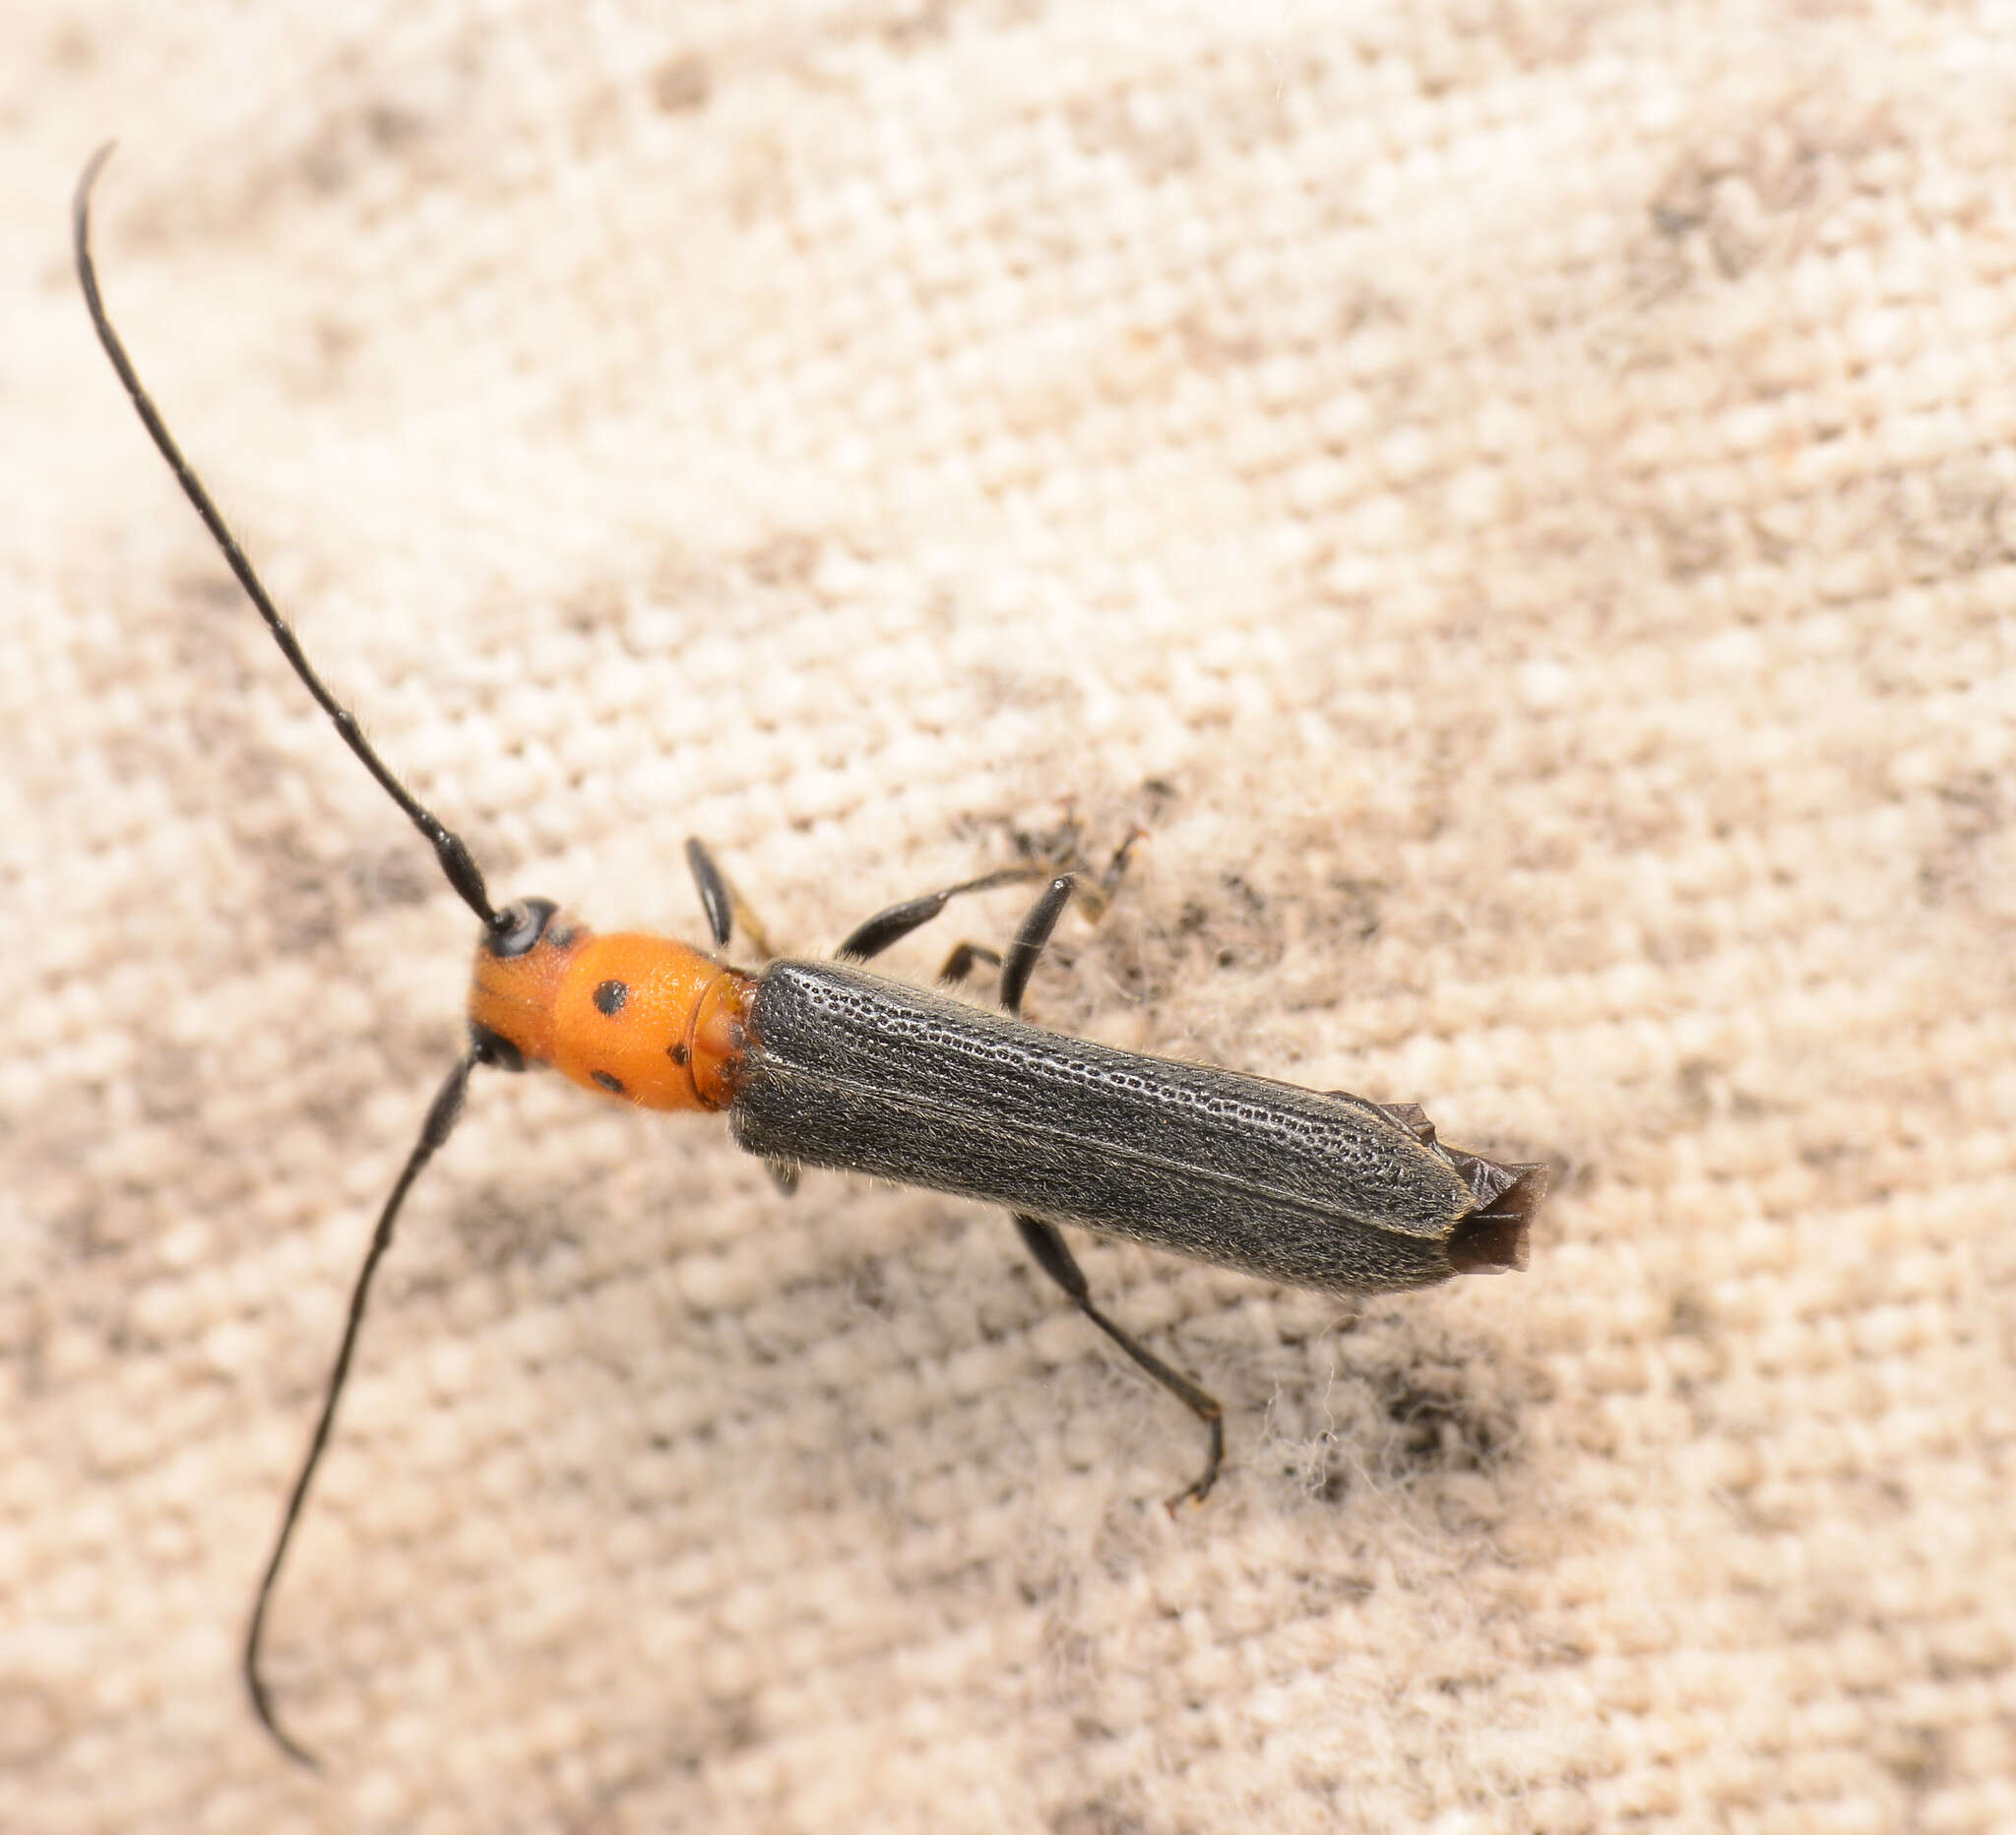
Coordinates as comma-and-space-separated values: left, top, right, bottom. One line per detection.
72, 145, 508, 938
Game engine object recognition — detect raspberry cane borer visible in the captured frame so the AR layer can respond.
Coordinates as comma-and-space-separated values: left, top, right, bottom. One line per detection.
75, 147, 1549, 1769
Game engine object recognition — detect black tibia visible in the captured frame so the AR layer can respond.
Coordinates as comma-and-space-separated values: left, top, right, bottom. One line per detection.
998, 875, 1075, 1017
685, 838, 734, 947
834, 827, 1142, 965
1012, 1212, 1225, 1509
684, 838, 776, 959
835, 863, 1061, 963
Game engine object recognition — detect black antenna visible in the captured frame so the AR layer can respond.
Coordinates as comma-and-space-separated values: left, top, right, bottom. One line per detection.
243, 1048, 481, 1768
75, 148, 509, 1765
72, 145, 507, 937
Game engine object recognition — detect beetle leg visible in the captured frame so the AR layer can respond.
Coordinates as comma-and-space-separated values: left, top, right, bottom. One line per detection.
1012, 1213, 1224, 1511
996, 862, 1219, 1506
683, 837, 778, 959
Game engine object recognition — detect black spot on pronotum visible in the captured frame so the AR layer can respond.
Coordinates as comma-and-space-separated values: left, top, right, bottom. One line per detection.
594, 979, 629, 1016
592, 1070, 626, 1096
666, 1041, 690, 1066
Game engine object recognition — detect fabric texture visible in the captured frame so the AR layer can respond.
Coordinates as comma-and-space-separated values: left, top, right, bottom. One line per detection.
7, 3, 2013, 1829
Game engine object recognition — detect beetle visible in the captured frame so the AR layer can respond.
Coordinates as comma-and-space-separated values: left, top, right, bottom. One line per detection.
74, 147, 1548, 1767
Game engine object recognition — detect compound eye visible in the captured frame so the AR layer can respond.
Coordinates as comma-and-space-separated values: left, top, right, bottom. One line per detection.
486, 896, 559, 960
468, 1022, 527, 1073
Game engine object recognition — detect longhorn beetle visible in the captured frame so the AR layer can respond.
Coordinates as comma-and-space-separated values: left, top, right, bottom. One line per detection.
75, 148, 1549, 1768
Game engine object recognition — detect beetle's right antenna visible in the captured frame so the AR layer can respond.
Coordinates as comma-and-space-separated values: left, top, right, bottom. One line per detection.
243, 1047, 482, 1769
72, 145, 507, 938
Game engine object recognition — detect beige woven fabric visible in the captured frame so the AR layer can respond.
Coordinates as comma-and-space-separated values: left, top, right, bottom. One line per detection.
9, 3, 2013, 1829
